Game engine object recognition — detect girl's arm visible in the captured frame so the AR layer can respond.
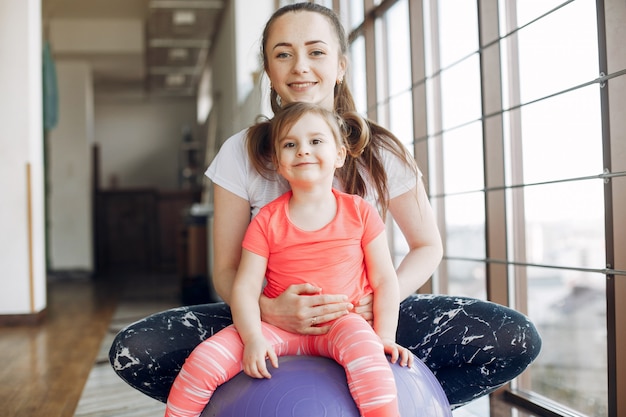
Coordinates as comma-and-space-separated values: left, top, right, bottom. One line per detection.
213, 185, 352, 333
364, 232, 413, 366
230, 249, 278, 378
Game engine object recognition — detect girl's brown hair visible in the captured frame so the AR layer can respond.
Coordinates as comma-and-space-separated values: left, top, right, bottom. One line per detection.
268, 102, 348, 166
248, 2, 417, 218
256, 102, 369, 173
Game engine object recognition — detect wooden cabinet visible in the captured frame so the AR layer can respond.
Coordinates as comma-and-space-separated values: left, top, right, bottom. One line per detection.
95, 189, 199, 273
157, 191, 201, 272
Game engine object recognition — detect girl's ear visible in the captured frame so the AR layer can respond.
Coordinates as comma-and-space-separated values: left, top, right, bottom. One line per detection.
335, 146, 347, 168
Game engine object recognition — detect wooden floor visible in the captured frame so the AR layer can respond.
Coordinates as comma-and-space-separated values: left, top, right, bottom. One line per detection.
0, 271, 178, 417
73, 273, 179, 417
0, 272, 537, 417
0, 274, 118, 417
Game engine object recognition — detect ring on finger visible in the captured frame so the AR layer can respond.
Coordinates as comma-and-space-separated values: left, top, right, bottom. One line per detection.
311, 316, 317, 326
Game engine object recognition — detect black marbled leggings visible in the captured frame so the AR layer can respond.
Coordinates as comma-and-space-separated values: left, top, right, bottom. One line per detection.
109, 294, 541, 409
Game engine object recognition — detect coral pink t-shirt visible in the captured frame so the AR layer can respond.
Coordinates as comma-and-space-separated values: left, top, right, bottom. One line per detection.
242, 189, 386, 305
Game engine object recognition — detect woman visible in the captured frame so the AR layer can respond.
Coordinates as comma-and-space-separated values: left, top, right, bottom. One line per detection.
110, 2, 541, 409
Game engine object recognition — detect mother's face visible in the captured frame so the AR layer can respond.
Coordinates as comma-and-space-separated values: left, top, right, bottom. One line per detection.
264, 11, 346, 111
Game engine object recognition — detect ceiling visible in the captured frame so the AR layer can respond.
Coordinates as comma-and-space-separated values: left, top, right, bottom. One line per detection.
42, 0, 227, 97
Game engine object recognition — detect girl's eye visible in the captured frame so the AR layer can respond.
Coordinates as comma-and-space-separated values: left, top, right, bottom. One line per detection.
283, 142, 295, 148
311, 139, 322, 145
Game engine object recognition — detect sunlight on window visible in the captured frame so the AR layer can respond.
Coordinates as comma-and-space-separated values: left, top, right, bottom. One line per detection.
520, 86, 603, 184
429, 0, 608, 413
438, 0, 478, 68
349, 35, 367, 116
440, 56, 482, 131
502, 1, 607, 415
442, 122, 484, 194
383, 1, 414, 150
516, 0, 599, 104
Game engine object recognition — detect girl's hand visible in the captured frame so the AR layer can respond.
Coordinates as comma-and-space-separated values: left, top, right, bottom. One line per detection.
242, 338, 279, 379
353, 293, 374, 325
381, 338, 414, 368
259, 283, 353, 335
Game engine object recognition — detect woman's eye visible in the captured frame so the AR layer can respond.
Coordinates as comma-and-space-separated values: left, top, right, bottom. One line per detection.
310, 50, 325, 57
276, 52, 291, 59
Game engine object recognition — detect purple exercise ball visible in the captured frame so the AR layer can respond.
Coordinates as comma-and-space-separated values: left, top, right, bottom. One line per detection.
200, 355, 452, 417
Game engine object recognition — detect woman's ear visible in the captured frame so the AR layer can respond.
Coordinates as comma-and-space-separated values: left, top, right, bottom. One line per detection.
335, 146, 347, 168
337, 57, 347, 85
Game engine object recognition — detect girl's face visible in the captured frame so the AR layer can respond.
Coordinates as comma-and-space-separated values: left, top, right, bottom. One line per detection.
265, 11, 346, 111
275, 112, 346, 187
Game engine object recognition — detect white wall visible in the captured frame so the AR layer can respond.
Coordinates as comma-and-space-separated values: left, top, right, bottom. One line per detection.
0, 0, 47, 315
234, 0, 273, 128
49, 18, 143, 54
209, 1, 238, 146
234, 0, 272, 105
210, 0, 273, 147
95, 97, 197, 190
47, 61, 95, 271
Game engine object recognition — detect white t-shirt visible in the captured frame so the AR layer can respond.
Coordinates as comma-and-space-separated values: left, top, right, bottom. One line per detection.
205, 128, 419, 218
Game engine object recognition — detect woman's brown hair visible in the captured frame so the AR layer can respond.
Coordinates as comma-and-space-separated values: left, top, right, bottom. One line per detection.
247, 2, 417, 218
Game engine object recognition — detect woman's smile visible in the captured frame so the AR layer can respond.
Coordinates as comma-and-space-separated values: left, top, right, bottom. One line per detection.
289, 81, 316, 88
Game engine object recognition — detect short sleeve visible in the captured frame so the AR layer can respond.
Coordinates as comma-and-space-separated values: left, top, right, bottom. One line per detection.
241, 209, 270, 258
205, 129, 250, 201
382, 149, 422, 200
356, 196, 386, 247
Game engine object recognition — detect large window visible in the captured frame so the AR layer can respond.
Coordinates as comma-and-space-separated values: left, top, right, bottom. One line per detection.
501, 2, 607, 415
342, 0, 626, 416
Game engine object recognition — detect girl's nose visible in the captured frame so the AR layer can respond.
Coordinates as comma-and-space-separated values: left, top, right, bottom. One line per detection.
296, 145, 310, 156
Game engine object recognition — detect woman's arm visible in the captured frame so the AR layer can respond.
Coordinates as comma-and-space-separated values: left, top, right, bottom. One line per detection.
353, 180, 442, 321
212, 185, 252, 304
213, 184, 353, 333
388, 179, 443, 299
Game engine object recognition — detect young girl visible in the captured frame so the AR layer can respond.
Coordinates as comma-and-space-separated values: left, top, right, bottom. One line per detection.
165, 102, 413, 417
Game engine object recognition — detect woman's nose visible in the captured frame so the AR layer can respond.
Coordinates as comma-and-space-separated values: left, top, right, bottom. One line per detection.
291, 54, 309, 74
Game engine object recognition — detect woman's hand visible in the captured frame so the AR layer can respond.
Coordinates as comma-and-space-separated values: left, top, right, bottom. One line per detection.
381, 338, 414, 368
259, 283, 353, 335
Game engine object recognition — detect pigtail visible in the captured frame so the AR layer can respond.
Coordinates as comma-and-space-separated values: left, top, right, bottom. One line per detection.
337, 111, 390, 219
246, 116, 274, 179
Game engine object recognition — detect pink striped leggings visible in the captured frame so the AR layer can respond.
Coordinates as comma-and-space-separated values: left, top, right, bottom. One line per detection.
165, 313, 399, 417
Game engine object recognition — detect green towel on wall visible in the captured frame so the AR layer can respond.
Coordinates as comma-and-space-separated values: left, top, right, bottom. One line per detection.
42, 41, 58, 131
